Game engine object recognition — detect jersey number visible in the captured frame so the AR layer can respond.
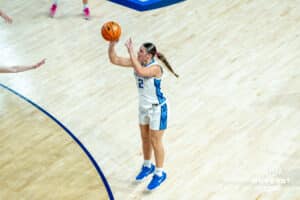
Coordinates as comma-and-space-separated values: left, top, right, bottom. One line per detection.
138, 78, 144, 88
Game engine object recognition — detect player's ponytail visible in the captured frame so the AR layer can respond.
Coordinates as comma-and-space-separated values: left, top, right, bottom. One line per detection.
156, 52, 179, 78
143, 42, 179, 78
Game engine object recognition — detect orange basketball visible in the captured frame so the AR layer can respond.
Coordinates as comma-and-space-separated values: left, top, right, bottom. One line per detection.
101, 21, 121, 42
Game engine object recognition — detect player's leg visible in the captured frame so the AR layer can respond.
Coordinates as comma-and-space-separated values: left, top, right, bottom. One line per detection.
135, 124, 155, 182
147, 103, 168, 190
82, 0, 90, 19
147, 129, 167, 190
49, 0, 58, 17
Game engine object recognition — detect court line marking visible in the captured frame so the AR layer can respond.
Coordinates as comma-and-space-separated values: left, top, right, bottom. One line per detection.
0, 83, 114, 200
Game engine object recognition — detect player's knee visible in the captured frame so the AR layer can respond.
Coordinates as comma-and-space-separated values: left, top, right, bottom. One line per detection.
150, 134, 161, 148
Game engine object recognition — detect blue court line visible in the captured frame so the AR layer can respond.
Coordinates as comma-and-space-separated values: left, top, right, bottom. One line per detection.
0, 83, 114, 200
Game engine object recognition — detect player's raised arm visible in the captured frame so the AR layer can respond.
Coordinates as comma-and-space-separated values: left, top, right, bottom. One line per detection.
108, 41, 132, 67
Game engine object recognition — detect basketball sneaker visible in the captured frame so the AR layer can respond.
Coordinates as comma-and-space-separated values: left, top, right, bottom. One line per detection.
147, 172, 167, 191
83, 7, 90, 20
135, 164, 155, 182
49, 4, 57, 17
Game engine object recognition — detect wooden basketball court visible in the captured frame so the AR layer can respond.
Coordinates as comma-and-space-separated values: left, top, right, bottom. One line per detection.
0, 0, 299, 199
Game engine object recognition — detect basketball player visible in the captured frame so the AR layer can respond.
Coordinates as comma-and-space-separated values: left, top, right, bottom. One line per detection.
49, 0, 90, 19
0, 10, 12, 23
0, 59, 45, 73
108, 38, 178, 191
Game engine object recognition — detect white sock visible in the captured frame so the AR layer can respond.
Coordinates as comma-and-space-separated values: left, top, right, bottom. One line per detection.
83, 4, 89, 9
155, 168, 163, 176
143, 160, 151, 168
52, 0, 58, 5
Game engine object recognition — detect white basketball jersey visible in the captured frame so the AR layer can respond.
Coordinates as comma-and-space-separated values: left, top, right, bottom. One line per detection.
134, 60, 166, 106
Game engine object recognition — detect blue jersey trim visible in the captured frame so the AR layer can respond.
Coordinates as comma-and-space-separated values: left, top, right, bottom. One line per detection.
159, 103, 168, 130
145, 59, 155, 67
154, 79, 166, 104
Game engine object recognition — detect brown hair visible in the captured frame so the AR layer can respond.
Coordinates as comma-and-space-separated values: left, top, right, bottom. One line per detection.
143, 42, 179, 78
